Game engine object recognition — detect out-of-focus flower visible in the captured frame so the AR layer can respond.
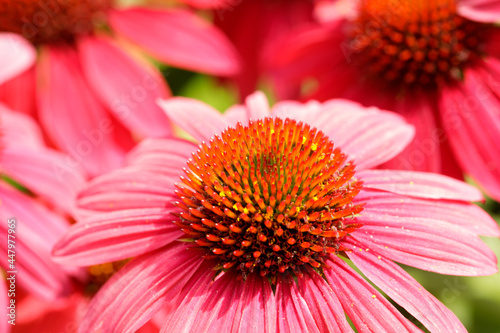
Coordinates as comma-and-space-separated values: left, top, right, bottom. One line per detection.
0, 105, 161, 332
0, 0, 240, 176
213, 0, 316, 99
53, 92, 499, 332
270, 0, 500, 201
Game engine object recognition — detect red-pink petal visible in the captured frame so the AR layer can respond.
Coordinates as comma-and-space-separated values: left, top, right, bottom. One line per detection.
380, 93, 442, 173
347, 240, 466, 333
37, 45, 132, 176
325, 256, 421, 332
52, 208, 182, 266
440, 62, 500, 201
160, 270, 276, 333
244, 91, 271, 120
80, 244, 205, 333
351, 207, 498, 275
0, 33, 36, 85
355, 189, 500, 237
77, 35, 173, 138
108, 8, 240, 75
2, 147, 86, 215
0, 66, 37, 116
359, 169, 483, 201
178, 0, 234, 8
158, 97, 229, 142
458, 0, 500, 23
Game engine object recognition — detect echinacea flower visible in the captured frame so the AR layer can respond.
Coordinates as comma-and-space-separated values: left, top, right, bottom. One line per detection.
213, 0, 315, 98
0, 104, 162, 332
270, 0, 500, 201
0, 0, 240, 176
53, 92, 499, 332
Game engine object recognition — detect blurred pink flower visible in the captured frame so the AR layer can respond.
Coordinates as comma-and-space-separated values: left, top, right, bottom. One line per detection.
0, 104, 162, 332
0, 0, 240, 176
53, 92, 498, 332
213, 0, 315, 99
271, 0, 500, 201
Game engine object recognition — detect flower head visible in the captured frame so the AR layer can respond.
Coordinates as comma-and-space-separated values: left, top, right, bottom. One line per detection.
53, 92, 499, 332
270, 0, 500, 201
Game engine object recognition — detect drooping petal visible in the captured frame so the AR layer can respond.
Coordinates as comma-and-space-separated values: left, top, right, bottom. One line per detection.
1, 147, 86, 215
359, 169, 483, 201
458, 0, 500, 23
277, 270, 354, 333
158, 97, 229, 142
79, 244, 205, 333
161, 270, 276, 333
52, 208, 182, 266
347, 240, 466, 333
355, 189, 500, 237
77, 35, 172, 138
0, 183, 74, 300
351, 204, 498, 275
325, 256, 421, 333
274, 99, 415, 170
0, 33, 36, 85
440, 62, 500, 201
37, 45, 132, 176
108, 7, 240, 75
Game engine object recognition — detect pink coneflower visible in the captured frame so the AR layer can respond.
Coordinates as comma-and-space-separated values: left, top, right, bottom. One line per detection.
0, 0, 240, 176
270, 0, 500, 200
53, 92, 499, 332
213, 0, 315, 99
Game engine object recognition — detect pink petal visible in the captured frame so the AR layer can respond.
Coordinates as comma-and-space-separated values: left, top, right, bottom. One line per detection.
158, 97, 229, 142
277, 270, 354, 332
0, 103, 44, 149
351, 206, 498, 275
37, 45, 132, 176
52, 208, 182, 266
0, 33, 36, 85
355, 189, 500, 237
80, 244, 205, 333
347, 240, 466, 333
0, 183, 74, 300
359, 169, 483, 201
77, 35, 173, 138
244, 91, 271, 120
458, 0, 500, 23
161, 270, 276, 333
2, 147, 86, 215
440, 62, 500, 201
380, 93, 442, 173
0, 66, 37, 116
274, 99, 415, 170
77, 167, 178, 214
108, 8, 240, 75
125, 137, 196, 173
325, 256, 421, 332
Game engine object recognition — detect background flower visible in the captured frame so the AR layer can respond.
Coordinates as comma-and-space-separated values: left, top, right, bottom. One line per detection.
0, 0, 240, 176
